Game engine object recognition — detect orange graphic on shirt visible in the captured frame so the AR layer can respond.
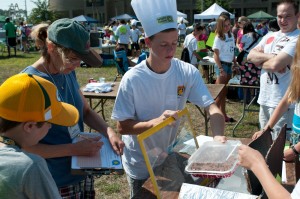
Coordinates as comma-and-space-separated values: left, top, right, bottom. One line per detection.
177, 85, 185, 96
266, 37, 275, 44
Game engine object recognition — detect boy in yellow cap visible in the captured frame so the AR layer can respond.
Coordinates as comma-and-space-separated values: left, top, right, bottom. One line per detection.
0, 73, 79, 198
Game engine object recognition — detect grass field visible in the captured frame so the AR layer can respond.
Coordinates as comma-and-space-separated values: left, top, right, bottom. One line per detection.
0, 47, 260, 198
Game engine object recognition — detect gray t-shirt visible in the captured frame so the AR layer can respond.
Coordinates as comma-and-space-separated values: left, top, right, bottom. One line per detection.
0, 145, 61, 199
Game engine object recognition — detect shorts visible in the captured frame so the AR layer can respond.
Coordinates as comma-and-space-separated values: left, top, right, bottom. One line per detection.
178, 34, 185, 41
7, 37, 17, 47
131, 42, 140, 51
59, 176, 95, 199
214, 61, 233, 76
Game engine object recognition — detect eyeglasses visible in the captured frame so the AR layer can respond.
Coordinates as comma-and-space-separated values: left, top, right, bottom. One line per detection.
62, 53, 81, 65
64, 57, 81, 64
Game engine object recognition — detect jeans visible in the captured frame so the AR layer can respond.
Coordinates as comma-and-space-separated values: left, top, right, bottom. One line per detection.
126, 175, 146, 199
214, 62, 233, 77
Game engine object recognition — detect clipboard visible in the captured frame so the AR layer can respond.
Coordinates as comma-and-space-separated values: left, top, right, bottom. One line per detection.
71, 132, 123, 175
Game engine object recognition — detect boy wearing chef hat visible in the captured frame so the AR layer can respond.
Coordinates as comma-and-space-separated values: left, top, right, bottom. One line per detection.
112, 0, 226, 197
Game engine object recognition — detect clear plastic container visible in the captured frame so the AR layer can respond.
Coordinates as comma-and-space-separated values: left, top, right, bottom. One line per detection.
185, 140, 241, 178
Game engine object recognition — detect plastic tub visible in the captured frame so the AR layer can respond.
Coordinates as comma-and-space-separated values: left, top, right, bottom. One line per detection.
185, 140, 241, 178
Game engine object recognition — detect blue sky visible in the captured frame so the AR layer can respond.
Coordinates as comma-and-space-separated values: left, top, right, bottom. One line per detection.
0, 0, 36, 15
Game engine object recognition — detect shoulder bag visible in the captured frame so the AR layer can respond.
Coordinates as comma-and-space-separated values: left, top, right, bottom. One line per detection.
181, 37, 195, 63
236, 35, 260, 65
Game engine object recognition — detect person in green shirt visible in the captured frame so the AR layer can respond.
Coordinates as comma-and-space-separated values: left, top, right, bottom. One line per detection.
4, 17, 17, 57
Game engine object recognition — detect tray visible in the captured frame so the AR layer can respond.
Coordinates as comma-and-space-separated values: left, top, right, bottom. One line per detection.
185, 140, 241, 178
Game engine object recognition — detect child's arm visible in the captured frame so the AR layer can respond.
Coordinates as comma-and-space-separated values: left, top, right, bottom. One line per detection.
252, 91, 290, 140
284, 142, 300, 161
239, 145, 292, 199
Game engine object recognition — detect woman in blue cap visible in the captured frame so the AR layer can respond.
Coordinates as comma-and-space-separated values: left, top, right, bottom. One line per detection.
21, 18, 125, 198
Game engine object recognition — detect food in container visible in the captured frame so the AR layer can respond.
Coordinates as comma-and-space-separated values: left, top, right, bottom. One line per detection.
185, 140, 241, 178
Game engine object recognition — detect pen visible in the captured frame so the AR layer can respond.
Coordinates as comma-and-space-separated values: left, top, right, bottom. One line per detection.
78, 134, 94, 141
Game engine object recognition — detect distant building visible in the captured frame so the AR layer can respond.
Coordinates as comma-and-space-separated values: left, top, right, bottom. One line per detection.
48, 0, 200, 24
231, 0, 280, 17
49, 0, 134, 24
48, 0, 299, 25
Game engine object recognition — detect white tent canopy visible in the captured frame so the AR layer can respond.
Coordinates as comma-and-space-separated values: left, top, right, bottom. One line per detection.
194, 3, 235, 20
177, 11, 187, 18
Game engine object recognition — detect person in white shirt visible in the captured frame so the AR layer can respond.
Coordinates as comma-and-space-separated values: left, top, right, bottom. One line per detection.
183, 23, 204, 67
115, 19, 131, 53
248, 0, 300, 140
240, 22, 260, 52
130, 24, 142, 56
177, 20, 186, 46
112, 0, 226, 197
111, 20, 118, 33
207, 19, 217, 34
238, 21, 261, 64
213, 15, 238, 123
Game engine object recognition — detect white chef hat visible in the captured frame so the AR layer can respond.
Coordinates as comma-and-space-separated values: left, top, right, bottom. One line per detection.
131, 0, 177, 37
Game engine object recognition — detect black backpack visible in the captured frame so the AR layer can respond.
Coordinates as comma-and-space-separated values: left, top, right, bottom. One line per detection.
181, 47, 191, 63
180, 37, 195, 63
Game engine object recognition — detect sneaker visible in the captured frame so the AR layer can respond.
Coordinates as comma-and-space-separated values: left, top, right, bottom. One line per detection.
225, 117, 236, 123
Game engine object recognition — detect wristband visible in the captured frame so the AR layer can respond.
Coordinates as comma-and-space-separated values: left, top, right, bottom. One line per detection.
262, 126, 273, 132
292, 145, 299, 155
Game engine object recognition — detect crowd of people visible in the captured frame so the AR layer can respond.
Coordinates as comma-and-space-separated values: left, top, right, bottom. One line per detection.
180, 0, 300, 198
1, 0, 300, 198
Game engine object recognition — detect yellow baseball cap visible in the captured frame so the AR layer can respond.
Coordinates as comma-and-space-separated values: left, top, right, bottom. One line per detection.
0, 73, 79, 126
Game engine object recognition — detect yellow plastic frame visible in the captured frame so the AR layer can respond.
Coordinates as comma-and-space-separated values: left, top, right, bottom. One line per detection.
137, 107, 199, 199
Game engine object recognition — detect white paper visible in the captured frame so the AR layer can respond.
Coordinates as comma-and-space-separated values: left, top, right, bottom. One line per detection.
282, 161, 287, 183
179, 183, 257, 199
82, 82, 113, 93
180, 135, 213, 154
229, 75, 241, 85
183, 135, 213, 146
199, 56, 215, 65
71, 132, 122, 170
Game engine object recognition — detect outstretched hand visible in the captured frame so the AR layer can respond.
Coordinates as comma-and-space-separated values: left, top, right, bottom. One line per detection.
252, 130, 263, 140
213, 136, 227, 143
238, 144, 265, 170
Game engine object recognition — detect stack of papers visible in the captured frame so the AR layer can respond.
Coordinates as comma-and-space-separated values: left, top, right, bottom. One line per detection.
82, 82, 113, 93
229, 75, 241, 85
71, 132, 122, 170
179, 183, 257, 199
